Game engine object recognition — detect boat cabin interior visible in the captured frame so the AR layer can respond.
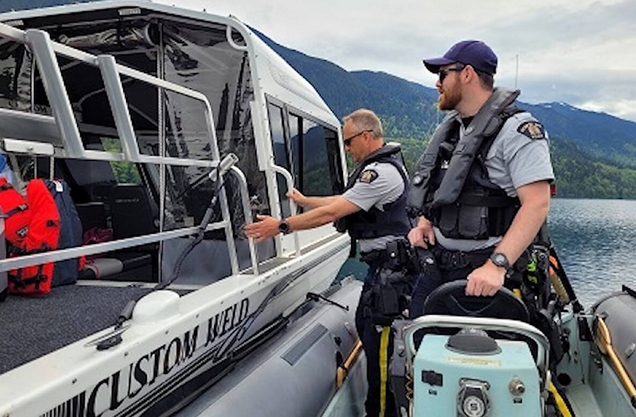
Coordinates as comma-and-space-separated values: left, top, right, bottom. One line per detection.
0, 2, 347, 379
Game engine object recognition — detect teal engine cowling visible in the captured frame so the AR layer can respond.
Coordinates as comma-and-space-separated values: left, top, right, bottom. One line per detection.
414, 330, 540, 416
402, 315, 550, 417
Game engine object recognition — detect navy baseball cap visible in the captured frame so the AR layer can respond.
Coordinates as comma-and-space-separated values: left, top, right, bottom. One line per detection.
423, 40, 498, 75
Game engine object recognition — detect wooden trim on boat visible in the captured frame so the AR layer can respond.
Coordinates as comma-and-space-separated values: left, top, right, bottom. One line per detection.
595, 316, 636, 408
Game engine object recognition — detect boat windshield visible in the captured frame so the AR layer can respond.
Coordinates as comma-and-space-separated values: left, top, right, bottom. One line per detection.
0, 15, 275, 282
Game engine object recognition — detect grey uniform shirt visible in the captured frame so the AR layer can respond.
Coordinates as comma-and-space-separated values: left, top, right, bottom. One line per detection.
435, 111, 555, 252
342, 161, 406, 253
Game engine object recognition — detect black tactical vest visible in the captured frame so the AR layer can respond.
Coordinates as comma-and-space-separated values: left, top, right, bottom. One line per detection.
406, 88, 523, 240
335, 144, 411, 240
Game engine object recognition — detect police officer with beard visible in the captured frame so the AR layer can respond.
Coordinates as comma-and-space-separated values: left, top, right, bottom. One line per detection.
246, 108, 414, 417
407, 40, 554, 316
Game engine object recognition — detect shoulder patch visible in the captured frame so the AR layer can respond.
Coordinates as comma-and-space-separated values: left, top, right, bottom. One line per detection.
517, 121, 546, 140
358, 169, 379, 184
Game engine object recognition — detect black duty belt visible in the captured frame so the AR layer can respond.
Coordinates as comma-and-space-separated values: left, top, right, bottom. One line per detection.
430, 245, 493, 270
360, 238, 412, 267
360, 249, 391, 265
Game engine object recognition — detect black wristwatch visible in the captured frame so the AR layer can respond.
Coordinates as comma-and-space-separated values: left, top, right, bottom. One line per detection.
278, 219, 291, 234
490, 252, 513, 276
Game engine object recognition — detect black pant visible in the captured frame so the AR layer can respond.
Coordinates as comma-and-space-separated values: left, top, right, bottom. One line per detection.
355, 262, 397, 417
409, 261, 475, 317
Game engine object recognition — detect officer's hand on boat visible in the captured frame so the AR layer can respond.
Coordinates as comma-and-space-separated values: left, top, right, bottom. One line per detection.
286, 188, 307, 207
245, 215, 280, 242
466, 262, 505, 297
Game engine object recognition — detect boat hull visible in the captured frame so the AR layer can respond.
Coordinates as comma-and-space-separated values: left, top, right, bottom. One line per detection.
0, 235, 350, 417
177, 278, 362, 417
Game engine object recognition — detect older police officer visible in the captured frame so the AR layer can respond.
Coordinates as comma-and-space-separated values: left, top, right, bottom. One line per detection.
246, 108, 413, 417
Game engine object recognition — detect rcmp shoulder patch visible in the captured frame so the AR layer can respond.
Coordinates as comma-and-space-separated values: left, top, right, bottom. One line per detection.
358, 169, 379, 184
517, 121, 546, 140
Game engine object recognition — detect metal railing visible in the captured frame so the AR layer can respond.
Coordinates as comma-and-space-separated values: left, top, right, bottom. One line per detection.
0, 22, 257, 278
270, 164, 301, 257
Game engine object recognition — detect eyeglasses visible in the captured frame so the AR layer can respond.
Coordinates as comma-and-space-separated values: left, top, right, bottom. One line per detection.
343, 130, 372, 147
438, 65, 466, 83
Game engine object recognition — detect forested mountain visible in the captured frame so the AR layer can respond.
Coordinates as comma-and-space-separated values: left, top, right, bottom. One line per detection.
4, 1, 636, 198
550, 137, 636, 199
519, 102, 636, 169
257, 31, 636, 199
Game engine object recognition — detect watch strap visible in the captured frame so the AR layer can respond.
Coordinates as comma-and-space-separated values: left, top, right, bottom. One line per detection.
278, 219, 291, 234
490, 252, 512, 271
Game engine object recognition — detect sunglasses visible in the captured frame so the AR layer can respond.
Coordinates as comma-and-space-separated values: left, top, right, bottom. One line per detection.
343, 130, 372, 147
438, 65, 466, 82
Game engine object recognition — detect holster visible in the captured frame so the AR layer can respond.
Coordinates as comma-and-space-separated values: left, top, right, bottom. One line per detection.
385, 239, 412, 271
362, 267, 413, 326
414, 247, 442, 281
363, 284, 401, 326
361, 238, 415, 271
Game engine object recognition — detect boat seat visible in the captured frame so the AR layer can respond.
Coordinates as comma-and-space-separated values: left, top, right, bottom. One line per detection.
107, 184, 159, 280
76, 202, 107, 231
109, 184, 158, 239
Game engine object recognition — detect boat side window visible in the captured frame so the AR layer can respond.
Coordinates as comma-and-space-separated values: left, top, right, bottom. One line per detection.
289, 113, 344, 198
101, 138, 143, 185
268, 102, 345, 219
268, 102, 293, 218
0, 42, 31, 111
289, 114, 301, 191
298, 120, 343, 197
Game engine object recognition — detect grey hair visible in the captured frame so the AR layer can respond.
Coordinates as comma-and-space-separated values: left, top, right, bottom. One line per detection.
343, 108, 383, 139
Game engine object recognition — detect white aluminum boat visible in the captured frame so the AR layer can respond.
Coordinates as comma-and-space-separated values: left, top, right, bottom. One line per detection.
0, 2, 353, 415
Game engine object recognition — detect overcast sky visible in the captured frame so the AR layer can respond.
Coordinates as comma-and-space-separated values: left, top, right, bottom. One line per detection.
155, 0, 636, 122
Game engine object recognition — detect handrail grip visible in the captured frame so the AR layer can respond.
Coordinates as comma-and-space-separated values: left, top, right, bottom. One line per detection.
270, 164, 301, 257
229, 166, 259, 275
226, 23, 248, 51
96, 54, 142, 162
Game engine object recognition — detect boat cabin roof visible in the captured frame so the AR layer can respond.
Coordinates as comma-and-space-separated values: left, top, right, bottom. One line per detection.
0, 0, 339, 130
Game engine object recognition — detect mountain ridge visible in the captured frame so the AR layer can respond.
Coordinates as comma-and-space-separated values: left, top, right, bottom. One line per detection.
256, 29, 636, 164
255, 30, 636, 198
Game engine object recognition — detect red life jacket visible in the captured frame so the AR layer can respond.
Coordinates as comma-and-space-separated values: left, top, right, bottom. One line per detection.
0, 178, 30, 246
2, 179, 60, 295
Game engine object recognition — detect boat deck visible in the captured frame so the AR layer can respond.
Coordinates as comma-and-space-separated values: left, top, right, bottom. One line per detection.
567, 383, 603, 417
0, 282, 191, 375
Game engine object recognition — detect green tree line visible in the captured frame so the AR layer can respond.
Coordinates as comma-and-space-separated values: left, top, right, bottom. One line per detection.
380, 121, 636, 200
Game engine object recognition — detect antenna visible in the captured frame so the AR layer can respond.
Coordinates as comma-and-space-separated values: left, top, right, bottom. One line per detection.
515, 54, 519, 89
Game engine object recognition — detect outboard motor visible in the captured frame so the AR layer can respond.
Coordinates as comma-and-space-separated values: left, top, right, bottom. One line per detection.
395, 315, 550, 417
414, 327, 540, 417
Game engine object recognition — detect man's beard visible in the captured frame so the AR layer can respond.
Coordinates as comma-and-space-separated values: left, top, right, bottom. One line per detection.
437, 83, 461, 111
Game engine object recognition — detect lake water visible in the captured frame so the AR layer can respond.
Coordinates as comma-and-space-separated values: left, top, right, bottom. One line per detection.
337, 198, 636, 309
549, 198, 636, 308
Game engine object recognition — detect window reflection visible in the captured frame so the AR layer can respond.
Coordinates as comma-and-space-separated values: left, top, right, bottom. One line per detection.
268, 102, 292, 218
268, 103, 344, 220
